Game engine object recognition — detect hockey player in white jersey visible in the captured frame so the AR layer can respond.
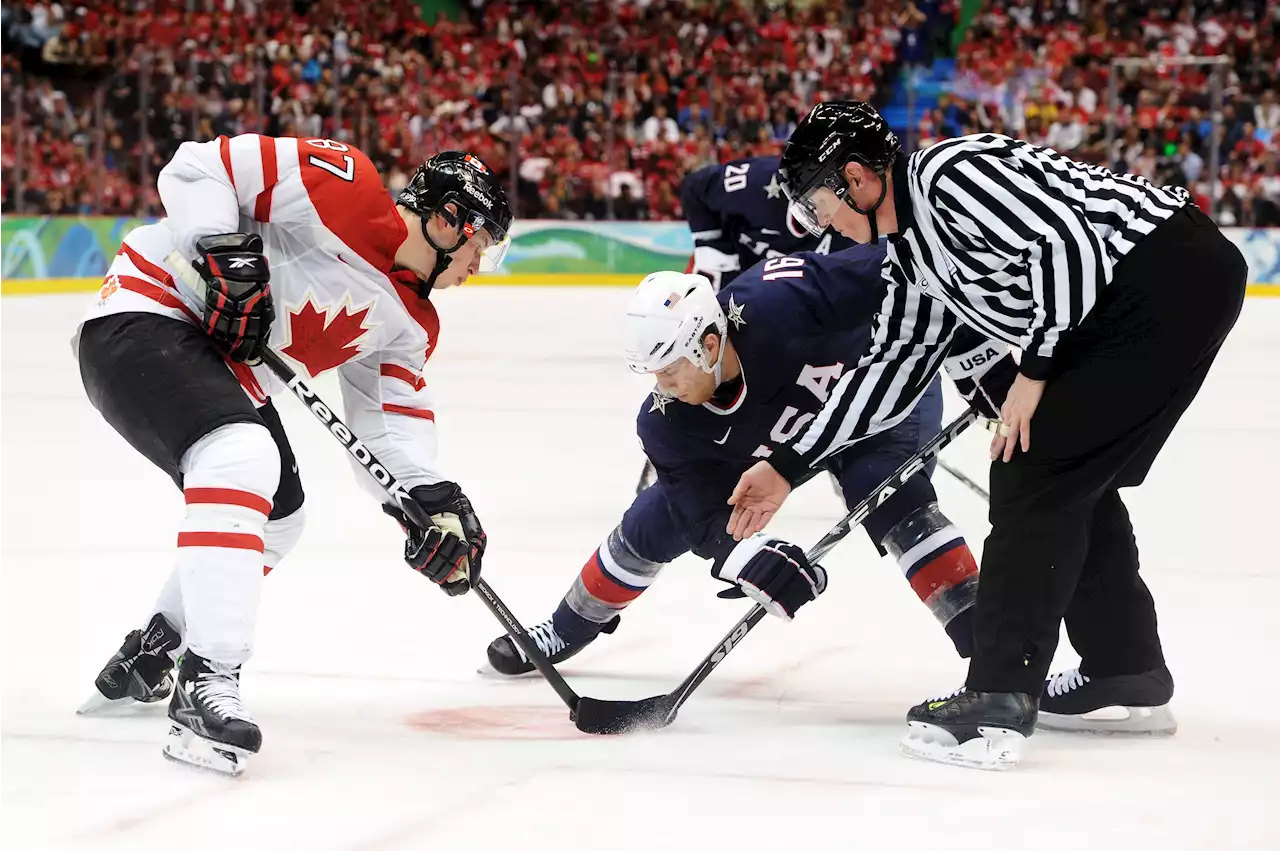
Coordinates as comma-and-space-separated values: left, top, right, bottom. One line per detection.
74, 135, 512, 776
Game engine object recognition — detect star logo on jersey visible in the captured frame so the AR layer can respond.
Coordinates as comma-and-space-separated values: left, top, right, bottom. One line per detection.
281, 296, 374, 377
649, 392, 671, 415
727, 295, 747, 330
763, 173, 783, 199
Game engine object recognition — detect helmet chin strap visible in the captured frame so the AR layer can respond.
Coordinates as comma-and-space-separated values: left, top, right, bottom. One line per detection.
418, 213, 464, 297
846, 167, 890, 243
706, 337, 726, 385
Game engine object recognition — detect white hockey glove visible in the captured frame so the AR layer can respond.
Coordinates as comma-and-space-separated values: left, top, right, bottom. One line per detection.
691, 245, 741, 292
713, 534, 827, 620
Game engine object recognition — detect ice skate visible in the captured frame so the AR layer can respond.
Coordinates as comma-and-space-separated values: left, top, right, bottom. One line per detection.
163, 652, 261, 777
900, 689, 1037, 770
78, 613, 181, 714
1037, 666, 1176, 735
483, 615, 620, 676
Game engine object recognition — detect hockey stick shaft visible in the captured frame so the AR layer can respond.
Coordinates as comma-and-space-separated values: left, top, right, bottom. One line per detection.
260, 348, 582, 710
165, 251, 581, 711
659, 407, 981, 720
938, 459, 990, 502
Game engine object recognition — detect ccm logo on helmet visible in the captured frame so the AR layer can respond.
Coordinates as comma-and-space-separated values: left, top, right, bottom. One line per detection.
818, 138, 843, 162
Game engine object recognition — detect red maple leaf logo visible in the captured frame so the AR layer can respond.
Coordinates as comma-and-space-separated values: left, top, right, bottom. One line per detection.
281, 297, 372, 377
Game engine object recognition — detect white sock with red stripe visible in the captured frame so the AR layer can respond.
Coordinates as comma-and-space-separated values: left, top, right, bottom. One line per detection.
148, 505, 304, 656
176, 422, 280, 667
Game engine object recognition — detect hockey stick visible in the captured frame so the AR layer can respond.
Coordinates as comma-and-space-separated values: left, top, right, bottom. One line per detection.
165, 252, 586, 715
938, 459, 990, 502
571, 407, 982, 734
262, 346, 585, 711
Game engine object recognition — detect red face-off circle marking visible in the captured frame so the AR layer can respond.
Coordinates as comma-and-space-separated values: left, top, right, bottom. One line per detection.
404, 705, 592, 740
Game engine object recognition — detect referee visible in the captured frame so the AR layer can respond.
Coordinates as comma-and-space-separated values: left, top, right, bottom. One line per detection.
726, 101, 1247, 769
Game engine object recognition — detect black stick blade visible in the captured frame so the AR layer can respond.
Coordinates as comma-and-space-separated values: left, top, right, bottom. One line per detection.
573, 694, 677, 735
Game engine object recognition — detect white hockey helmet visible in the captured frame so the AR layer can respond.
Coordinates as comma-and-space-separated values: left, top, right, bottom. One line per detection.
622, 271, 728, 375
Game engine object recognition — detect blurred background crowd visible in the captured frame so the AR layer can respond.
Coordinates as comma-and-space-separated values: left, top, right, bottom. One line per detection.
2, 0, 1278, 225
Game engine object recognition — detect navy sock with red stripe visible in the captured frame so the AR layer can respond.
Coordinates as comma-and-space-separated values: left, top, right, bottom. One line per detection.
882, 502, 979, 657
557, 527, 665, 644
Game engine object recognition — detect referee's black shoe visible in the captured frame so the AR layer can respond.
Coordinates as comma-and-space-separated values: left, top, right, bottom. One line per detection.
900, 689, 1037, 770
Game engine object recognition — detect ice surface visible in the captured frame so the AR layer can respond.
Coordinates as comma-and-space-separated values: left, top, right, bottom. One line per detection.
3, 290, 1277, 851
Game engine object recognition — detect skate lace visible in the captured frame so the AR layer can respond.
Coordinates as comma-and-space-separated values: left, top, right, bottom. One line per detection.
1045, 668, 1090, 698
194, 662, 254, 723
927, 686, 966, 703
522, 620, 567, 661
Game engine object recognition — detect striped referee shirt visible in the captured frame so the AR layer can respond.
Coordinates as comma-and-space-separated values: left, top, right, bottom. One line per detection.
769, 133, 1191, 484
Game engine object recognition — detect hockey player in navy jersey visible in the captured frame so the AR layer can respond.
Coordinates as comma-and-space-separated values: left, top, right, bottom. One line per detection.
485, 247, 981, 675
632, 156, 859, 493
681, 156, 856, 290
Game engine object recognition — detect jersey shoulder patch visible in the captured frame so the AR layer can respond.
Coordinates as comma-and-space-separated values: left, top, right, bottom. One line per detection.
297, 138, 407, 273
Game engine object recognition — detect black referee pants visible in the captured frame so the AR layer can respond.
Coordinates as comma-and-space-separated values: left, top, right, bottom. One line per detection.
967, 205, 1247, 694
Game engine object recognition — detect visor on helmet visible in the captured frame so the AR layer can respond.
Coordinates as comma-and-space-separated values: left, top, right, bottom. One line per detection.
457, 207, 511, 272
784, 168, 849, 237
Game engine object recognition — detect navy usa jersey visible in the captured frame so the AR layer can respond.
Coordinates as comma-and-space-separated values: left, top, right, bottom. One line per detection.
637, 244, 942, 564
680, 156, 856, 286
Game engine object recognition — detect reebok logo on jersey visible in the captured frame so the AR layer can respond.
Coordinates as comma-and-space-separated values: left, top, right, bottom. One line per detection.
228, 256, 258, 269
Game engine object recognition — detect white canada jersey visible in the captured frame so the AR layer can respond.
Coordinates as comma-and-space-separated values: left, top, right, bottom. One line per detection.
75, 134, 447, 492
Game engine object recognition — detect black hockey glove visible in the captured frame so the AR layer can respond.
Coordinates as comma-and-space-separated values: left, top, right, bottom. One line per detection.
943, 335, 1017, 421
713, 535, 827, 621
382, 481, 486, 596
192, 233, 274, 365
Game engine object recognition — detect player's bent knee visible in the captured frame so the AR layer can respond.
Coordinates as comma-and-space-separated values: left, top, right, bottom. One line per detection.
180, 421, 282, 506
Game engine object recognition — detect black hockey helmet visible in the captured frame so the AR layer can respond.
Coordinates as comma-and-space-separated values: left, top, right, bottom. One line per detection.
779, 101, 900, 236
396, 151, 513, 293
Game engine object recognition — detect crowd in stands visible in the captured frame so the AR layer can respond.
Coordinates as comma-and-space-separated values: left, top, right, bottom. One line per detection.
919, 0, 1280, 225
2, 0, 924, 219
3, 0, 1278, 226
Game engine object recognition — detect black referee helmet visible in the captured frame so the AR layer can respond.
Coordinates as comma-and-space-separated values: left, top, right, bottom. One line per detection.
779, 101, 900, 237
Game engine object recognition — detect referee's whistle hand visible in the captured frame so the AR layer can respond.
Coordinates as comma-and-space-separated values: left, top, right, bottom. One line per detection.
991, 374, 1046, 462
727, 461, 791, 539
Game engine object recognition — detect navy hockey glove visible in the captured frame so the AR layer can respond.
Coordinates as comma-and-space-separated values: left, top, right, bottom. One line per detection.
192, 233, 274, 365
713, 535, 827, 621
383, 482, 486, 596
944, 338, 1017, 421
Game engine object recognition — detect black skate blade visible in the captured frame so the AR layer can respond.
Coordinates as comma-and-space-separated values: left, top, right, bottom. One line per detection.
573, 694, 677, 735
